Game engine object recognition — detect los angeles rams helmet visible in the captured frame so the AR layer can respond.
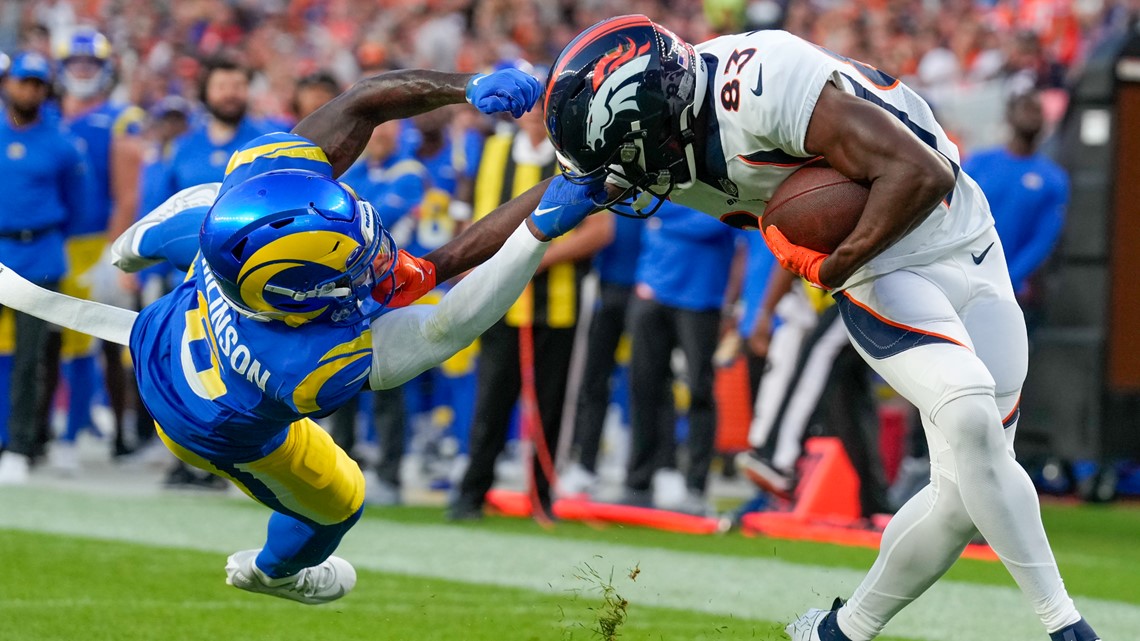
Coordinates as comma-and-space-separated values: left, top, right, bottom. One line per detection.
55, 27, 113, 98
200, 169, 397, 327
543, 15, 707, 216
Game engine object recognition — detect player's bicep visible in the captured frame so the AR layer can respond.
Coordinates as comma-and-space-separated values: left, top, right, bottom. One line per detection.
803, 83, 940, 184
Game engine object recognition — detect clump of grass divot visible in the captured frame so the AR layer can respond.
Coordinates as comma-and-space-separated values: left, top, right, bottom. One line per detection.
569, 561, 640, 641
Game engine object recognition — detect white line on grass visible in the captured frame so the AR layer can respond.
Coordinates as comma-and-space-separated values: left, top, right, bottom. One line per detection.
0, 487, 1134, 641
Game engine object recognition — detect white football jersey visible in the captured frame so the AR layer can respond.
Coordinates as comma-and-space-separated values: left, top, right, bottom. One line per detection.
670, 30, 993, 286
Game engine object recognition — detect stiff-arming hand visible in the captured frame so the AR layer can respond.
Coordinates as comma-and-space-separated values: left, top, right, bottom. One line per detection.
465, 69, 542, 118
528, 175, 607, 240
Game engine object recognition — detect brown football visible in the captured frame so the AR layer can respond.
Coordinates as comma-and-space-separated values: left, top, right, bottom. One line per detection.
761, 162, 870, 254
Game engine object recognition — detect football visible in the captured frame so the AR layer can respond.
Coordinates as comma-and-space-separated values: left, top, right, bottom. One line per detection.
761, 161, 870, 254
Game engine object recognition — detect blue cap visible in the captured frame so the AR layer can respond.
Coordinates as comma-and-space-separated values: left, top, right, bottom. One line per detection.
150, 94, 192, 118
9, 51, 52, 82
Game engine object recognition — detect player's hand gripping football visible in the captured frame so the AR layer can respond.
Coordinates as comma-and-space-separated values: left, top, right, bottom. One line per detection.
372, 250, 437, 309
527, 174, 607, 241
762, 225, 830, 289
465, 68, 542, 118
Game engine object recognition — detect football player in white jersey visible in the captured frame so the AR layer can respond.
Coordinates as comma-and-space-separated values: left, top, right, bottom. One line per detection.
543, 15, 1098, 641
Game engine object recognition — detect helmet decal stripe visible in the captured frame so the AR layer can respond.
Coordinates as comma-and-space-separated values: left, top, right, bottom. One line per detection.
544, 14, 652, 114
586, 54, 651, 152
592, 37, 652, 91
225, 141, 330, 177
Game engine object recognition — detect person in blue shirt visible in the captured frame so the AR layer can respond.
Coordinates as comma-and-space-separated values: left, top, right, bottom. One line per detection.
963, 90, 1069, 297
99, 67, 600, 605
43, 28, 148, 465
561, 213, 645, 494
0, 52, 90, 485
617, 202, 739, 514
152, 57, 276, 209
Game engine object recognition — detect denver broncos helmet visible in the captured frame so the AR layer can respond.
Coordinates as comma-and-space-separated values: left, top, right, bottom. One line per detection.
55, 27, 114, 98
200, 169, 397, 327
543, 15, 707, 215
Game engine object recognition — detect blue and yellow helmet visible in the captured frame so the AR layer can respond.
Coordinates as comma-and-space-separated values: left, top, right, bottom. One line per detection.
55, 27, 113, 98
200, 169, 397, 327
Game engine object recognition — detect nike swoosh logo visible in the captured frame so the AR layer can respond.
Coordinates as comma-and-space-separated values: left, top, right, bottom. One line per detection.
471, 75, 482, 86
972, 242, 995, 265
533, 206, 559, 217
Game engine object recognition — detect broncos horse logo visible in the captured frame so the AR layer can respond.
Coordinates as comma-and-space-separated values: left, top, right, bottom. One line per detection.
586, 49, 652, 152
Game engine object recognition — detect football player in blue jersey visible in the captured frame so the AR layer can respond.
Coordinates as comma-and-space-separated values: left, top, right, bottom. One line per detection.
106, 66, 604, 605
49, 27, 147, 464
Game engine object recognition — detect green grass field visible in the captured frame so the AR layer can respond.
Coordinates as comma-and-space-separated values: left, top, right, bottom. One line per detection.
1, 487, 1137, 641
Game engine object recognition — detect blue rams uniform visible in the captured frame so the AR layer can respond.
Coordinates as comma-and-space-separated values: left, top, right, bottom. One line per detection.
64, 102, 146, 234
57, 101, 147, 437
130, 133, 368, 528
0, 112, 89, 283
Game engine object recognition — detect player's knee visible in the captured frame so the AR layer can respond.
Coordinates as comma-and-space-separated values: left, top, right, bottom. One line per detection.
932, 393, 1006, 461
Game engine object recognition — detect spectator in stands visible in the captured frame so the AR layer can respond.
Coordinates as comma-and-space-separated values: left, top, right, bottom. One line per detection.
0, 52, 90, 485
615, 202, 739, 515
291, 71, 341, 123
154, 57, 276, 202
43, 28, 146, 469
964, 89, 1069, 299
449, 86, 612, 521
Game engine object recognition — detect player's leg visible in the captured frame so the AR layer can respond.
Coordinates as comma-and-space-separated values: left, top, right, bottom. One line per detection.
111, 183, 220, 272
824, 245, 1091, 640
155, 419, 363, 604
954, 235, 1089, 637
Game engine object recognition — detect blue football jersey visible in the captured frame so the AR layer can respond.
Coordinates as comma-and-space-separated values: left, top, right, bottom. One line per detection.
64, 101, 145, 235
129, 134, 373, 460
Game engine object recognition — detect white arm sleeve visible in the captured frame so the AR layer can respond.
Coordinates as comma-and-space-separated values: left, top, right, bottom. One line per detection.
368, 222, 547, 389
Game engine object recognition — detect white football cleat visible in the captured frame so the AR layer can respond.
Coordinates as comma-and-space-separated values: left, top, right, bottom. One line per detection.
225, 549, 356, 605
786, 599, 850, 641
111, 182, 221, 272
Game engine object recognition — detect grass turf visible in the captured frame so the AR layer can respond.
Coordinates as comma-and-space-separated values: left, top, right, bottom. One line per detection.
0, 529, 921, 641
359, 500, 1140, 604
4, 498, 1136, 641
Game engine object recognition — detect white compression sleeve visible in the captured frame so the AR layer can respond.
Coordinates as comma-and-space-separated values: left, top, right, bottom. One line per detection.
368, 222, 547, 389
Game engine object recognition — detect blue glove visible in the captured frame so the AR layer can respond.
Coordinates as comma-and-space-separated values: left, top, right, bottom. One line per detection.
465, 68, 542, 118
529, 175, 606, 239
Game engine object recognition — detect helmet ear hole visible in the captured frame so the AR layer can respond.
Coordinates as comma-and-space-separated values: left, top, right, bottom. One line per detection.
230, 237, 249, 260
269, 217, 294, 229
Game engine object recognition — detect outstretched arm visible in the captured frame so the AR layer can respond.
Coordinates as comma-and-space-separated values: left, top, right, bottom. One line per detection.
369, 176, 604, 388
800, 83, 956, 287
293, 69, 541, 177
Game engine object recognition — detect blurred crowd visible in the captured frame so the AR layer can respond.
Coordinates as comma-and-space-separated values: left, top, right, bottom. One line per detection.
0, 0, 1120, 517
1, 0, 1134, 126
